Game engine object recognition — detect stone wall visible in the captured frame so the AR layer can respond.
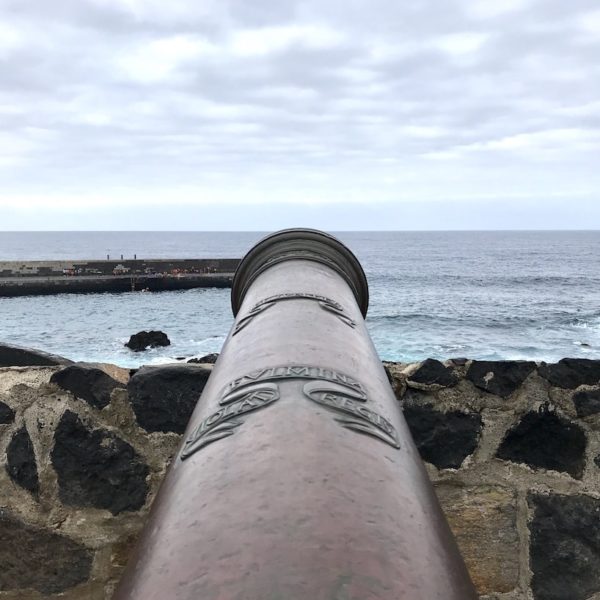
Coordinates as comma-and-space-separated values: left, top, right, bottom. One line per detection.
1, 356, 599, 599
386, 358, 600, 600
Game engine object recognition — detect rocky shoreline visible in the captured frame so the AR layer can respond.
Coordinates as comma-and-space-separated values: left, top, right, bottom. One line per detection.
0, 342, 599, 599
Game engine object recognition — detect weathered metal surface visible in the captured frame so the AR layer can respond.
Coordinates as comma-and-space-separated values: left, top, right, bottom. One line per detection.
113, 228, 477, 600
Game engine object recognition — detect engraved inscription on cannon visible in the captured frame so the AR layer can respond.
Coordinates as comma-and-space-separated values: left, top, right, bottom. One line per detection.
303, 380, 400, 449
222, 364, 366, 398
181, 365, 399, 460
181, 383, 279, 459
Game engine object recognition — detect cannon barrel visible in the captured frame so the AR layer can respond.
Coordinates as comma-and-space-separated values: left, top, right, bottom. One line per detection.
114, 228, 477, 600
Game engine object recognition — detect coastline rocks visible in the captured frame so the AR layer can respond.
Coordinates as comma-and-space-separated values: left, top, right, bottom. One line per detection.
188, 353, 219, 365
0, 342, 73, 367
449, 357, 469, 366
50, 364, 125, 409
51, 410, 149, 515
0, 512, 93, 594
467, 360, 536, 397
128, 364, 211, 433
496, 408, 586, 478
125, 330, 170, 352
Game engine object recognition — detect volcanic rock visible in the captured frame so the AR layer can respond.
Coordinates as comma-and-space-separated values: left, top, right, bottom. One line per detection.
0, 342, 72, 367
187, 352, 219, 364
467, 360, 536, 397
125, 330, 170, 352
496, 408, 586, 478
51, 410, 149, 514
50, 364, 125, 409
449, 357, 469, 366
0, 512, 93, 594
6, 426, 39, 497
403, 403, 483, 469
572, 388, 600, 417
539, 358, 600, 389
407, 358, 459, 389
0, 400, 15, 424
128, 364, 211, 433
529, 493, 600, 600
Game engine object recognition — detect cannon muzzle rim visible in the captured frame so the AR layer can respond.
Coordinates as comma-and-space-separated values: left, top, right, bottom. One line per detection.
231, 228, 369, 318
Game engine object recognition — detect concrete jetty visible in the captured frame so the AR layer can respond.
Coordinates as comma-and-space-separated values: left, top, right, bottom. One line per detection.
0, 258, 239, 297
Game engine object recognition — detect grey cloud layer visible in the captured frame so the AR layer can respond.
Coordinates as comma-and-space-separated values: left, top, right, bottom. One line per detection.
1, 0, 599, 226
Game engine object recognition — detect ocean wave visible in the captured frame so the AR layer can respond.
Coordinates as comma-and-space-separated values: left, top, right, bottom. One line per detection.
189, 335, 227, 346
367, 312, 540, 328
571, 317, 600, 329
369, 273, 600, 288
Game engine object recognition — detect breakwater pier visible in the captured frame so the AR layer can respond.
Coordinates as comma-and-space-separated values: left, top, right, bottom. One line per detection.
0, 258, 240, 297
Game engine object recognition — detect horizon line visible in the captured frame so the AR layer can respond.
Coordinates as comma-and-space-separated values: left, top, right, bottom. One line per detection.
1, 229, 600, 234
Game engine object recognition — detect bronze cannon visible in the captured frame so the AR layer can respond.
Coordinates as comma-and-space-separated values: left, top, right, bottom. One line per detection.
114, 228, 477, 599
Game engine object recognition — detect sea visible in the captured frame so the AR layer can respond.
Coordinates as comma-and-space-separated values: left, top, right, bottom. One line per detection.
1, 231, 599, 368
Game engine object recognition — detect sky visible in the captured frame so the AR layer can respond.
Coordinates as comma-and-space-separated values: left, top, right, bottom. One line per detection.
1, 0, 599, 230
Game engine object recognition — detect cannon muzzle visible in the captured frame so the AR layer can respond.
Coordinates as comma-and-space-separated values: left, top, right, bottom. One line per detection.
114, 228, 477, 599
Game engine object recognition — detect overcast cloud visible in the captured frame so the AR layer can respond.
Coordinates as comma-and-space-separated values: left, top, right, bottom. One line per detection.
1, 0, 599, 229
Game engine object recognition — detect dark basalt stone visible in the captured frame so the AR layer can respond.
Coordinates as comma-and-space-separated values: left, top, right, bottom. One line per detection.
466, 360, 536, 397
402, 404, 483, 469
187, 352, 219, 364
0, 342, 72, 367
6, 426, 39, 497
125, 330, 171, 352
0, 400, 15, 424
449, 357, 468, 366
572, 388, 600, 417
595, 454, 600, 468
529, 493, 600, 600
407, 358, 459, 388
0, 511, 93, 594
50, 365, 125, 408
50, 365, 125, 409
496, 408, 586, 478
51, 410, 149, 514
539, 358, 600, 389
128, 364, 211, 433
